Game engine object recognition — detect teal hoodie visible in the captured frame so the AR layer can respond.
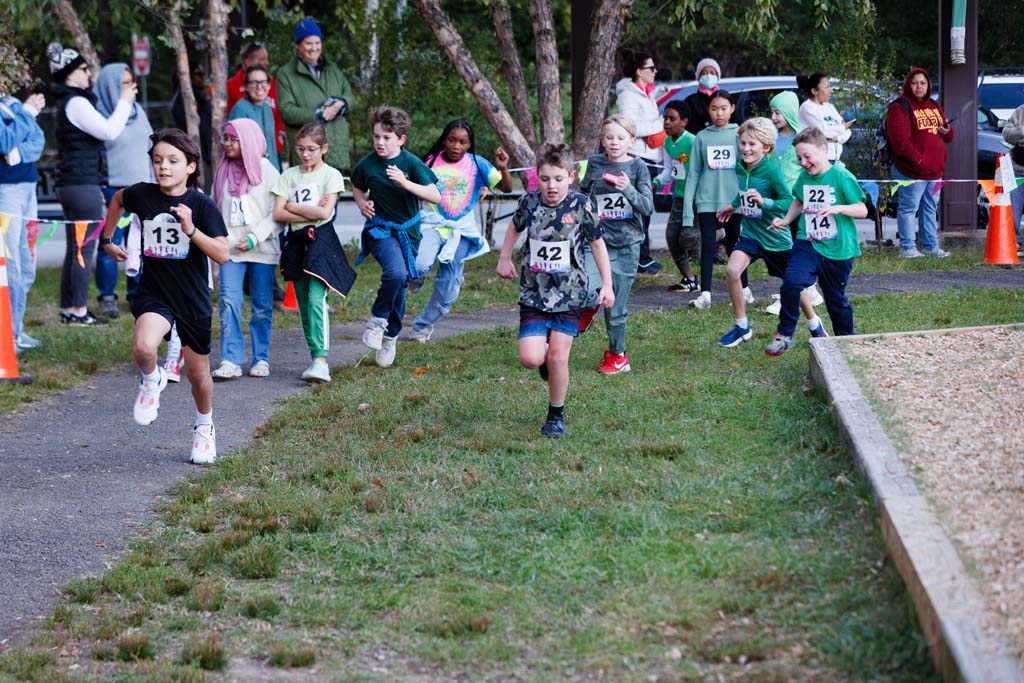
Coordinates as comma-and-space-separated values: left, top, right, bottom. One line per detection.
682, 123, 739, 226
769, 91, 803, 189
730, 155, 793, 252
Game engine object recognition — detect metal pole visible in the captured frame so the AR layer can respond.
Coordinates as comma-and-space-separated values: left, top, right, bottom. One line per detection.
938, 0, 978, 232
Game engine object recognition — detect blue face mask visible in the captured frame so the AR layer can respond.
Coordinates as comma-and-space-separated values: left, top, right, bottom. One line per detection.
699, 74, 718, 89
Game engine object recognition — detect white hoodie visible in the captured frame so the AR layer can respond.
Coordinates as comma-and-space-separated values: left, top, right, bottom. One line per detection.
614, 78, 663, 162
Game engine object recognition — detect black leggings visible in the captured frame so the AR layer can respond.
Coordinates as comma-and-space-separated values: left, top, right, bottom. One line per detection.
56, 184, 103, 309
697, 211, 745, 293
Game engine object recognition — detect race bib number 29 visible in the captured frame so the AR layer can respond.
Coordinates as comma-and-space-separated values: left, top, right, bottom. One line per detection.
707, 145, 736, 170
529, 238, 571, 274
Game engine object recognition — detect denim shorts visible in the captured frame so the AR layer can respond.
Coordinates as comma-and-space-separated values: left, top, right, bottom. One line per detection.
518, 304, 582, 338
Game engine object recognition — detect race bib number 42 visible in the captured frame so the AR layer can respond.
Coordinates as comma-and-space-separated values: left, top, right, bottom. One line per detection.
707, 145, 736, 170
596, 193, 633, 221
143, 213, 189, 260
739, 191, 762, 218
528, 238, 571, 274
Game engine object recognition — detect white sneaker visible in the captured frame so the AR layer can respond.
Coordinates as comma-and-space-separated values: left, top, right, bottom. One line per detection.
742, 287, 755, 304
804, 284, 825, 307
190, 424, 216, 465
376, 336, 397, 367
211, 360, 241, 380
923, 247, 950, 258
133, 367, 168, 426
900, 248, 923, 258
362, 316, 388, 351
248, 360, 270, 378
301, 358, 331, 383
689, 292, 711, 310
408, 326, 433, 343
163, 350, 183, 383
764, 294, 781, 316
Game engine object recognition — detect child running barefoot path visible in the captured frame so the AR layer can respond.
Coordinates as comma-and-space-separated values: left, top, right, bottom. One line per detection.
580, 115, 653, 374
408, 119, 512, 342
766, 127, 867, 357
714, 117, 821, 348
100, 129, 229, 464
353, 106, 441, 368
497, 144, 615, 438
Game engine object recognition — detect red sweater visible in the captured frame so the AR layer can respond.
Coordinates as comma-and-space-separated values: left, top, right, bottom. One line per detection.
226, 67, 285, 152
886, 67, 954, 180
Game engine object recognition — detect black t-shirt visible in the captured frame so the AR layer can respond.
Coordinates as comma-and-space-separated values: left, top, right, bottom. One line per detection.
123, 183, 227, 319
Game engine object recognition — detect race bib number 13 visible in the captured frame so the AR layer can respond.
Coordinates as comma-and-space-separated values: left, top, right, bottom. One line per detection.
529, 238, 571, 274
707, 145, 736, 170
143, 214, 189, 260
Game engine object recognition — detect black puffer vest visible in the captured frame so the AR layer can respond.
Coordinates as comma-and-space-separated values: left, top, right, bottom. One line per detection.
53, 83, 107, 187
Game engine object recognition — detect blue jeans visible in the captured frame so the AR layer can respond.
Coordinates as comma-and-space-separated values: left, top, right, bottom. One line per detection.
892, 167, 940, 252
98, 186, 139, 300
0, 182, 38, 339
778, 239, 854, 338
368, 233, 409, 337
413, 234, 474, 331
219, 260, 275, 365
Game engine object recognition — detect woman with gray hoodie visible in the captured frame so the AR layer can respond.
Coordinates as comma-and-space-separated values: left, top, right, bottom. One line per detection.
94, 63, 153, 318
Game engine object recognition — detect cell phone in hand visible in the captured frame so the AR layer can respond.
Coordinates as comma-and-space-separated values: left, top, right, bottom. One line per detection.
945, 115, 959, 125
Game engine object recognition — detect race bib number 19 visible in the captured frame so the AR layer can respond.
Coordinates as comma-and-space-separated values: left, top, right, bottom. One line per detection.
739, 191, 762, 218
707, 145, 736, 170
143, 214, 189, 260
529, 238, 572, 274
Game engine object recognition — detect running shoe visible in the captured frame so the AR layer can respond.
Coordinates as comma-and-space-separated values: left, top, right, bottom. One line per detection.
301, 358, 331, 383
809, 320, 829, 338
362, 316, 388, 351
163, 350, 184, 383
376, 336, 397, 368
719, 324, 752, 348
190, 424, 217, 465
597, 350, 631, 374
98, 296, 120, 319
14, 333, 41, 350
540, 415, 567, 438
133, 367, 168, 426
742, 287, 755, 304
408, 326, 434, 343
211, 360, 242, 380
667, 277, 699, 293
689, 292, 711, 310
765, 334, 796, 357
60, 311, 107, 326
578, 305, 601, 333
923, 247, 950, 258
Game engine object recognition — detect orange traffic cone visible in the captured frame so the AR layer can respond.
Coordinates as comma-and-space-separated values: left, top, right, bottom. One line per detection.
281, 282, 299, 311
0, 252, 33, 384
984, 153, 1020, 266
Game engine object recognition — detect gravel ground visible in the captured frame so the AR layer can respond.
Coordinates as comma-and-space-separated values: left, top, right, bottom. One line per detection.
844, 327, 1024, 668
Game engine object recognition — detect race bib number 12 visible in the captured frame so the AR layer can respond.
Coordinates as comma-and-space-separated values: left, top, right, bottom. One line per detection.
291, 183, 321, 206
529, 238, 572, 274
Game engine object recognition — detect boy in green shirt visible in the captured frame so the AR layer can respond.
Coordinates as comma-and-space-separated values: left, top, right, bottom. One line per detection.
765, 127, 867, 357
654, 100, 699, 292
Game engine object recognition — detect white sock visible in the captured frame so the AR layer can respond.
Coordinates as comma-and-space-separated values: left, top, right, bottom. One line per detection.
142, 367, 161, 384
195, 410, 213, 427
735, 317, 748, 329
806, 316, 821, 331
743, 286, 752, 295
699, 291, 710, 300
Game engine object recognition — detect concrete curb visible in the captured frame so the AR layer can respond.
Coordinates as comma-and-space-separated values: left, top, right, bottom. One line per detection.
808, 329, 1023, 683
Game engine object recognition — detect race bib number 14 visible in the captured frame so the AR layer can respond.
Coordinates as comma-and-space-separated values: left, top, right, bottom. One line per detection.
529, 238, 572, 274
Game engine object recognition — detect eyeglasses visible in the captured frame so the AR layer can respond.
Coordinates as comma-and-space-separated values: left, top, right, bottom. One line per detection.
221, 135, 239, 144
246, 79, 270, 87
639, 65, 657, 72
295, 145, 321, 154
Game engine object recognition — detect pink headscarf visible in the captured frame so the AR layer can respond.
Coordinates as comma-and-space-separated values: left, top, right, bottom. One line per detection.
212, 119, 266, 207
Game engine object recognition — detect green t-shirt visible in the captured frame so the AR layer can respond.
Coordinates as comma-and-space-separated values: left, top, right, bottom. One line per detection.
350, 148, 439, 241
731, 156, 793, 252
270, 163, 345, 228
792, 163, 864, 260
663, 130, 696, 197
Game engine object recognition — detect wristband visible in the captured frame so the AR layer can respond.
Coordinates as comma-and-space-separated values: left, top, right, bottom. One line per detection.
245, 235, 256, 250
100, 236, 113, 246
185, 227, 196, 238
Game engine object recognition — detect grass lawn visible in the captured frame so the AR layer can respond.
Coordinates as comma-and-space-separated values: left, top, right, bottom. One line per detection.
6, 287, 1021, 682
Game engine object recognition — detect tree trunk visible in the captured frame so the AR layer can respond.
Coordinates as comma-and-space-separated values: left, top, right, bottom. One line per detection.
490, 0, 536, 147
410, 0, 535, 167
572, 0, 632, 160
360, 0, 380, 88
54, 0, 100, 75
207, 0, 229, 168
166, 0, 203, 186
527, 0, 564, 144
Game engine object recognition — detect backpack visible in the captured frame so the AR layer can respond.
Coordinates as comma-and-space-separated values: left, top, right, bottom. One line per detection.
875, 97, 911, 170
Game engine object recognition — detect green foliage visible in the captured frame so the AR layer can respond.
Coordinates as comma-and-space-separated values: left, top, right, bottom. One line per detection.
180, 634, 227, 671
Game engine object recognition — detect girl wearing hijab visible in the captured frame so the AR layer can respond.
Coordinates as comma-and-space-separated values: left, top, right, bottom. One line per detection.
210, 119, 283, 379
94, 63, 153, 318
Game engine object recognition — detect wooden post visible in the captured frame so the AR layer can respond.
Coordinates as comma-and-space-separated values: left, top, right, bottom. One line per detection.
938, 0, 978, 232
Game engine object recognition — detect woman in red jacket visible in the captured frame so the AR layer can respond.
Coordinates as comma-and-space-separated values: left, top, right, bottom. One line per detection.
886, 67, 954, 258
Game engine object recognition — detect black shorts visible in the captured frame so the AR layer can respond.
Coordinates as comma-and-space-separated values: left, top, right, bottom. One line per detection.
130, 295, 212, 356
734, 235, 791, 279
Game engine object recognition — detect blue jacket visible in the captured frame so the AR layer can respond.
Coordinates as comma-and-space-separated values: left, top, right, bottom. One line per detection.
0, 96, 45, 184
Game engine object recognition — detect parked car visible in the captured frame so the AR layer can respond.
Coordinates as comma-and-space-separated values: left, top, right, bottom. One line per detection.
978, 70, 1024, 123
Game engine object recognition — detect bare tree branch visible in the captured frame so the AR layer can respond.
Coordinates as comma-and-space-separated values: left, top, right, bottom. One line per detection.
527, 0, 564, 144
490, 0, 536, 147
572, 0, 632, 159
54, 0, 101, 75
